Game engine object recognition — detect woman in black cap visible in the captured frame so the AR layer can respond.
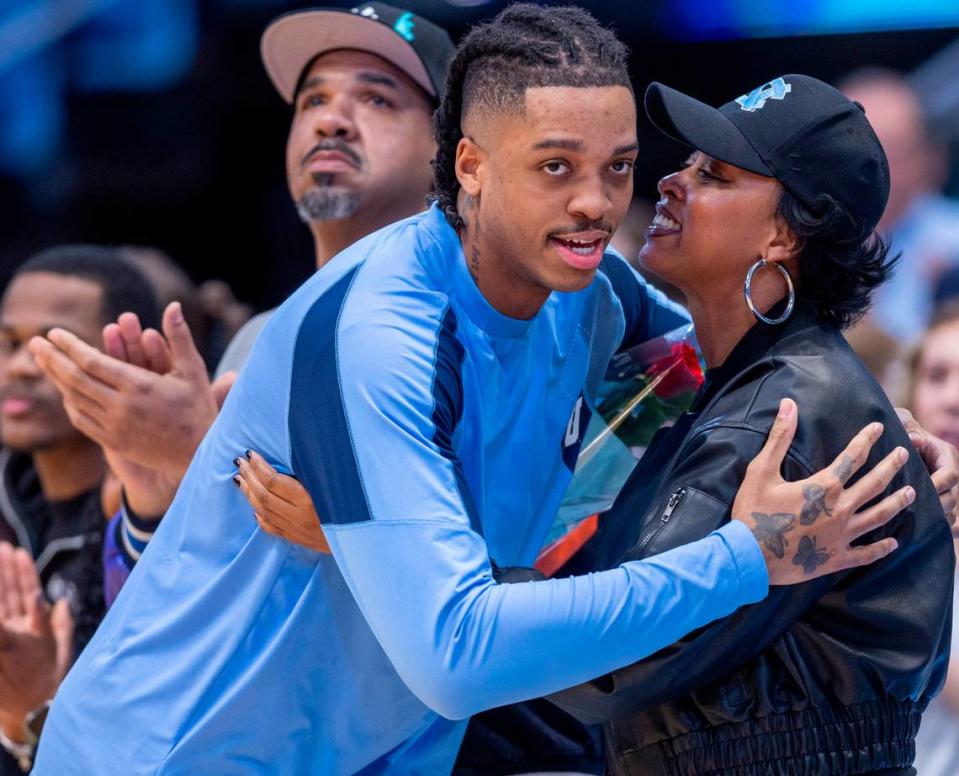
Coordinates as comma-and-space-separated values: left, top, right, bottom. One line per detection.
550, 76, 953, 776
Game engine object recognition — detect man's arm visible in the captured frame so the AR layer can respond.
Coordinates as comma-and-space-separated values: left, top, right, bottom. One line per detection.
290, 309, 905, 720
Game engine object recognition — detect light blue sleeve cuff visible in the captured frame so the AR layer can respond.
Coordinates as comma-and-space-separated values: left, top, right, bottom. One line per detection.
715, 520, 769, 603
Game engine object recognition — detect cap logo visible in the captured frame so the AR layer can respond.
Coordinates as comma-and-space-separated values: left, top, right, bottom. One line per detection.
351, 5, 380, 20
393, 11, 416, 42
735, 78, 792, 112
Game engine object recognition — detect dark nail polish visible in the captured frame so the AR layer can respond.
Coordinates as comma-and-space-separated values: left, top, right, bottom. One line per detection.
233, 457, 241, 468
232, 475, 241, 487
245, 450, 253, 460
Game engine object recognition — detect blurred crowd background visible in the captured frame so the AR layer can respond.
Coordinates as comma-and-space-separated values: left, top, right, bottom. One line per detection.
6, 0, 959, 360
3, 0, 959, 773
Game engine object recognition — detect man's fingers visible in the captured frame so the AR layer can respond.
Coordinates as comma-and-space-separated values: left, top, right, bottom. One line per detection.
932, 464, 959, 497
30, 343, 113, 412
0, 544, 21, 621
895, 407, 925, 448
847, 486, 915, 540
41, 328, 137, 391
843, 446, 907, 509
102, 324, 128, 361
823, 422, 885, 490
748, 399, 798, 479
836, 537, 899, 572
62, 403, 108, 443
117, 313, 148, 369
826, 422, 884, 486
141, 329, 173, 375
50, 598, 75, 677
162, 302, 207, 379
11, 548, 41, 614
211, 372, 237, 409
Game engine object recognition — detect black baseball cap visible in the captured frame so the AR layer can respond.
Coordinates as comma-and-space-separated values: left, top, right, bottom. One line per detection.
645, 75, 890, 230
261, 3, 454, 105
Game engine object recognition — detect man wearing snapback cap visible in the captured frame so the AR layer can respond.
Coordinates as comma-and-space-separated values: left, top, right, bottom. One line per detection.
30, 3, 453, 584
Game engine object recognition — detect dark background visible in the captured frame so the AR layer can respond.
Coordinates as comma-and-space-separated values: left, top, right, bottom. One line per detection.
3, 0, 959, 313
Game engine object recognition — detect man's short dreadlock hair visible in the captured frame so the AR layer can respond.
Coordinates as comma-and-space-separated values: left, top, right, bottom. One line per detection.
432, 3, 633, 229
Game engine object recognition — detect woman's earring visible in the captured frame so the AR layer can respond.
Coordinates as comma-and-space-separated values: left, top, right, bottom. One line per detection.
744, 259, 795, 325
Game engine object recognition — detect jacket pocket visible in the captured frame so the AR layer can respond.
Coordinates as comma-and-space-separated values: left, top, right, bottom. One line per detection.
625, 485, 730, 561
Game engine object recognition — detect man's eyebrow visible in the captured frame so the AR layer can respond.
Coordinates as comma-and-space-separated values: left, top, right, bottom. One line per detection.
297, 76, 324, 95
531, 138, 584, 152
613, 142, 639, 156
356, 72, 400, 90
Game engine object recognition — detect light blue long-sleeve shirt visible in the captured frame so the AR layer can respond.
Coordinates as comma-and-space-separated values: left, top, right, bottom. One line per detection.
36, 204, 767, 775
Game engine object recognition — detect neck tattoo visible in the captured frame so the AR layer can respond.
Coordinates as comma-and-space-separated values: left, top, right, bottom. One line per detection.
465, 195, 481, 285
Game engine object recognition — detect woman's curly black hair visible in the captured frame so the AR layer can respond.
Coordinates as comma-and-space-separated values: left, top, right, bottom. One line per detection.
431, 3, 632, 229
778, 190, 900, 329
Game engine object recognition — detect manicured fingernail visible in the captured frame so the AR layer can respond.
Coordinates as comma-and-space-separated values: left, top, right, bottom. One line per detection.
245, 450, 253, 460
170, 302, 183, 325
233, 457, 242, 468
909, 431, 923, 446
904, 487, 915, 504
778, 399, 793, 419
890, 539, 899, 552
232, 475, 241, 487
872, 422, 884, 438
897, 447, 908, 463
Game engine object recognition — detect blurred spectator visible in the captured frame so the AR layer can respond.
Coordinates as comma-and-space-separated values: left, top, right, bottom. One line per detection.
609, 196, 654, 263
910, 302, 959, 776
934, 264, 959, 307
840, 68, 959, 343
0, 244, 158, 772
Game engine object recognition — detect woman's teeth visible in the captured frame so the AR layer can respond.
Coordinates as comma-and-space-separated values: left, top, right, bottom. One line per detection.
652, 213, 680, 231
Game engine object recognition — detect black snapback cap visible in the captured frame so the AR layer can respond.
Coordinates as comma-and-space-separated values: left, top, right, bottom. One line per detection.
645, 75, 891, 230
261, 3, 454, 104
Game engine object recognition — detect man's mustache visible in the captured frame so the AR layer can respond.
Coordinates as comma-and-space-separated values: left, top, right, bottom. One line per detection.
300, 140, 362, 169
550, 221, 614, 238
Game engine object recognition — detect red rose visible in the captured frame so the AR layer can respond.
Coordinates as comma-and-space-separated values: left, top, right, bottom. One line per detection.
648, 342, 704, 399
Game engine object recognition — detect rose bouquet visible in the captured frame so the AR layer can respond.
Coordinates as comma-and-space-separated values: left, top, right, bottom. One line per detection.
536, 324, 704, 575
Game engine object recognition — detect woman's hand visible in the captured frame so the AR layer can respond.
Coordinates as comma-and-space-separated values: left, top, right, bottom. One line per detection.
733, 398, 911, 585
233, 452, 330, 554
895, 407, 959, 535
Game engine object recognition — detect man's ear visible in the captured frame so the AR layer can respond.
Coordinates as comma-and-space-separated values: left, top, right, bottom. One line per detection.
455, 136, 484, 199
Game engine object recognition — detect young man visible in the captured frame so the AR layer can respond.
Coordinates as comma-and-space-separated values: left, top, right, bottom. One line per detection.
33, 6, 914, 775
0, 246, 159, 772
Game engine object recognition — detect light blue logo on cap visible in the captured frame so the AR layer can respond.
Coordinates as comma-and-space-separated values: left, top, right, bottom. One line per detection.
394, 11, 416, 41
735, 78, 791, 112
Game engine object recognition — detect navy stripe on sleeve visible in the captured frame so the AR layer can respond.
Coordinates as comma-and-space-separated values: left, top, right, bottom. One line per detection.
598, 253, 645, 350
289, 267, 373, 526
431, 307, 482, 536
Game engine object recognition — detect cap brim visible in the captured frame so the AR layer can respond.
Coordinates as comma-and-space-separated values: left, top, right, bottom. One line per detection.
644, 83, 773, 177
261, 9, 435, 104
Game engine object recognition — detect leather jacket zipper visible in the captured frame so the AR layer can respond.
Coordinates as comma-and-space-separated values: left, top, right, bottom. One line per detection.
635, 487, 686, 557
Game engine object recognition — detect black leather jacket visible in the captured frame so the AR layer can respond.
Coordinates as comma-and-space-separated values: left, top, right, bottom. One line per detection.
550, 304, 954, 776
